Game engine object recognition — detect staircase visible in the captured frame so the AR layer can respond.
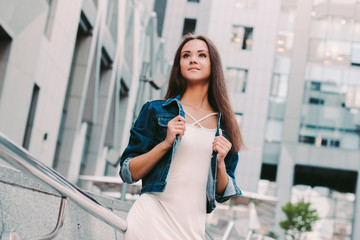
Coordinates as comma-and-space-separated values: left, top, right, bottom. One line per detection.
0, 163, 132, 240
0, 134, 131, 240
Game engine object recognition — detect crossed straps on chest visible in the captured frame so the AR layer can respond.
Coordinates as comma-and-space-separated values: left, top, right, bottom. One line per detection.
183, 108, 218, 129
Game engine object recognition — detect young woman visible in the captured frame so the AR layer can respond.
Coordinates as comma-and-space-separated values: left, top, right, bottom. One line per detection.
119, 34, 244, 239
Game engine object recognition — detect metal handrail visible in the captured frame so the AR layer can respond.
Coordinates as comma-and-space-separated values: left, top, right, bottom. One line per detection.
0, 133, 127, 235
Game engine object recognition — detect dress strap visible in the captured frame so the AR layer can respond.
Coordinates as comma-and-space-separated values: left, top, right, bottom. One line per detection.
183, 108, 218, 128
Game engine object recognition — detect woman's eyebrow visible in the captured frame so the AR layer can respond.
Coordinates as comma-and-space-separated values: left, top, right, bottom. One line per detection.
181, 50, 209, 54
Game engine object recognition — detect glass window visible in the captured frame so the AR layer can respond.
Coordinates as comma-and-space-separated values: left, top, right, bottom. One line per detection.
276, 31, 294, 54
265, 119, 283, 142
226, 68, 248, 93
350, 42, 360, 66
23, 84, 40, 149
271, 74, 289, 98
182, 18, 196, 36
260, 163, 277, 182
354, 21, 360, 42
309, 39, 325, 62
308, 39, 351, 65
106, 0, 115, 25
235, 112, 243, 130
327, 17, 353, 41
313, 0, 327, 5
279, 6, 296, 30
345, 86, 360, 108
234, 0, 257, 8
274, 56, 291, 74
324, 40, 351, 65
154, 0, 168, 37
310, 17, 329, 39
230, 25, 253, 51
44, 0, 57, 38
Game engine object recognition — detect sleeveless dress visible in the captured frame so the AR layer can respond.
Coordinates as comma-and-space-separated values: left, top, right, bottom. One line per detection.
124, 110, 218, 240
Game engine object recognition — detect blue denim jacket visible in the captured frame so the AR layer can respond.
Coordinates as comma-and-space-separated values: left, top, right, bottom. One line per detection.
119, 95, 242, 213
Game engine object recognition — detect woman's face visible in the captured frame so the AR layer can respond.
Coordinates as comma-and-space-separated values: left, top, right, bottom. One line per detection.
180, 39, 211, 84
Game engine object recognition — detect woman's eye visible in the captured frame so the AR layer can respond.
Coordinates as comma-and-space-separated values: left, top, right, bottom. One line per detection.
199, 53, 207, 58
183, 54, 190, 58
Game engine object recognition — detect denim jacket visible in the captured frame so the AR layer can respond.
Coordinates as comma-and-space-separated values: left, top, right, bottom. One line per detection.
119, 95, 242, 213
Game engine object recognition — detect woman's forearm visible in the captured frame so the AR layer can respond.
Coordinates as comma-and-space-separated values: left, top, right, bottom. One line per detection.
129, 141, 172, 181
216, 160, 229, 195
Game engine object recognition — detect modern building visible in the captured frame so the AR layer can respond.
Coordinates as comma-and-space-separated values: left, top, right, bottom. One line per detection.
155, 0, 360, 238
0, 0, 170, 184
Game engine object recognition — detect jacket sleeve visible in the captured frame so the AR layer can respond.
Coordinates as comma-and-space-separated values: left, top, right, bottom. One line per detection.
119, 102, 157, 184
215, 149, 242, 203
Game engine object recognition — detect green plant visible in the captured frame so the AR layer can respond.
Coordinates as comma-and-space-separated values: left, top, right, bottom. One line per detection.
279, 199, 320, 240
265, 231, 278, 239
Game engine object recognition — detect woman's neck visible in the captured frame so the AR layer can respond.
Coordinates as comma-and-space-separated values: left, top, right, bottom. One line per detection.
181, 84, 211, 110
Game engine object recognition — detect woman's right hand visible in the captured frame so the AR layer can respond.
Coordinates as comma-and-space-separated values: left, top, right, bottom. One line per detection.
163, 115, 186, 148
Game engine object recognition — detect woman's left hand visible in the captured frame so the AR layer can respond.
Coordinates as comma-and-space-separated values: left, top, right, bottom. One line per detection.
212, 129, 232, 163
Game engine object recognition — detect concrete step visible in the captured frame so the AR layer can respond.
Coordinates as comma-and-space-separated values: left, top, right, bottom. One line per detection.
0, 163, 132, 240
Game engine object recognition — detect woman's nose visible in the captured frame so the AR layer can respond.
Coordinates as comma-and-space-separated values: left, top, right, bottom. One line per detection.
189, 56, 197, 63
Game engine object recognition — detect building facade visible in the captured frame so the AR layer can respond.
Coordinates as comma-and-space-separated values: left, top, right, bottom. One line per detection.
0, 0, 169, 182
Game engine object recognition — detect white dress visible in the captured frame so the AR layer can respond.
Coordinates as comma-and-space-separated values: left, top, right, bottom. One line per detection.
125, 110, 217, 240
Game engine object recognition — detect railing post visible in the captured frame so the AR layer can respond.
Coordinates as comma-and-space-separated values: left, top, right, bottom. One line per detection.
120, 183, 128, 201
0, 229, 20, 240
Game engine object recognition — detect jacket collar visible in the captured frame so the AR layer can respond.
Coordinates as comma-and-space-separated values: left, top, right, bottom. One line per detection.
163, 94, 222, 127
162, 94, 182, 107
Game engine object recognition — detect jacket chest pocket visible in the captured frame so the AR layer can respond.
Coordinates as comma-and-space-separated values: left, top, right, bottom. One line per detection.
156, 116, 174, 141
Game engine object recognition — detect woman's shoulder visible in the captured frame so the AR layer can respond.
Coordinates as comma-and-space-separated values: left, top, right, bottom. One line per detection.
140, 99, 172, 113
142, 98, 179, 117
142, 99, 167, 109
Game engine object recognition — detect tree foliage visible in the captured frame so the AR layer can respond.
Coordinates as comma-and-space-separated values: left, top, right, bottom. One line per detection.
279, 199, 320, 240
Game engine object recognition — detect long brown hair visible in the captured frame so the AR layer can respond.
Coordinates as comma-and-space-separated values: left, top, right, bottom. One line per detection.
164, 34, 244, 152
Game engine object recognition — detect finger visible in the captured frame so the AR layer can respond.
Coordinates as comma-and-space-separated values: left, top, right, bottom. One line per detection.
219, 128, 223, 136
213, 145, 224, 155
212, 145, 218, 153
215, 136, 230, 147
177, 129, 185, 137
174, 122, 185, 127
173, 115, 185, 122
174, 124, 185, 130
215, 135, 231, 147
213, 140, 231, 154
169, 121, 185, 129
213, 139, 226, 150
174, 129, 183, 136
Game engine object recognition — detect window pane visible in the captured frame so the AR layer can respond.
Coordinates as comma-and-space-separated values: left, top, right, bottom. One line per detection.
279, 6, 296, 30
351, 43, 360, 66
235, 113, 243, 130
276, 31, 294, 54
328, 17, 353, 41
271, 74, 289, 98
182, 18, 196, 36
354, 21, 360, 41
274, 56, 291, 74
226, 68, 248, 93
265, 119, 283, 142
234, 0, 257, 9
324, 40, 351, 65
230, 25, 253, 51
309, 39, 325, 62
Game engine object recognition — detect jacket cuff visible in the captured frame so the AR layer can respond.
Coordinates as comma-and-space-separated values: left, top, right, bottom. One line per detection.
120, 157, 136, 184
223, 175, 237, 197
216, 175, 242, 203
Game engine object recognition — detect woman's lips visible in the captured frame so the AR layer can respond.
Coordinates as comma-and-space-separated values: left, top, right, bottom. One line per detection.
188, 67, 200, 71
